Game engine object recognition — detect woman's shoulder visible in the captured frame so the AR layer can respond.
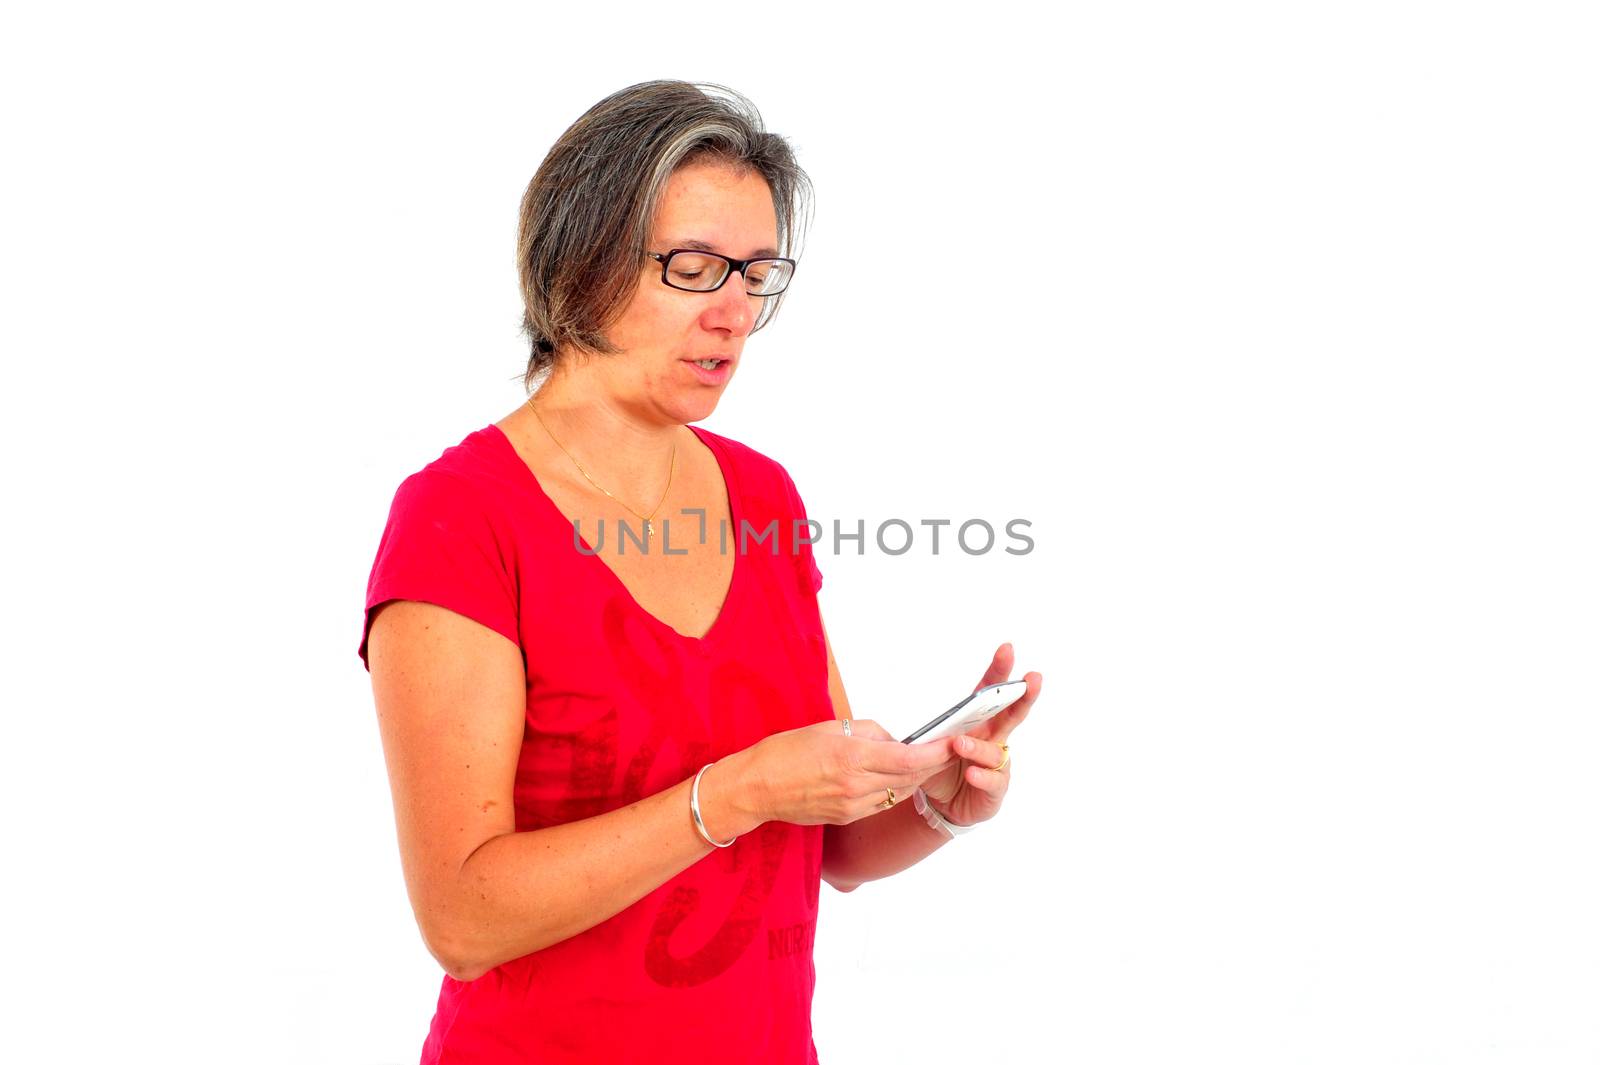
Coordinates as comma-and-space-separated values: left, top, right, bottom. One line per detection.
371, 427, 535, 562
389, 424, 525, 509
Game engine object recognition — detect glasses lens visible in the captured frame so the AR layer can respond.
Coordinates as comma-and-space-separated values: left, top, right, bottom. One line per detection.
743, 259, 793, 296
663, 252, 729, 291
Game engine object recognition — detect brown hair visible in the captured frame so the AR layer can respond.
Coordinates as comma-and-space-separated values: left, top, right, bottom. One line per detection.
516, 80, 812, 391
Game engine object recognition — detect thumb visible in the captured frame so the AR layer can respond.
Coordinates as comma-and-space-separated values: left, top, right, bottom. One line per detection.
975, 642, 1015, 691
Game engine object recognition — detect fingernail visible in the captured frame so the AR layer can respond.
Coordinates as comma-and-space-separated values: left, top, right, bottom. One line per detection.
958, 737, 973, 754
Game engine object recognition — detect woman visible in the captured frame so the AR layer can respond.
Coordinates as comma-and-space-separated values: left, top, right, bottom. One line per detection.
358, 80, 1042, 1064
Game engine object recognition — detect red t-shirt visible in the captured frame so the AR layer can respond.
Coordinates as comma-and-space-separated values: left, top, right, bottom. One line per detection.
358, 423, 832, 1065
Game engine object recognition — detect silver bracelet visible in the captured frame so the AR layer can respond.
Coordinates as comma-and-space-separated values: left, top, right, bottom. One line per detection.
913, 788, 976, 839
691, 763, 737, 848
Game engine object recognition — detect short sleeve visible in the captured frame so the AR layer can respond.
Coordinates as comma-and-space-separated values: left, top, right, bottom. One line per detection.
357, 468, 521, 672
777, 465, 824, 597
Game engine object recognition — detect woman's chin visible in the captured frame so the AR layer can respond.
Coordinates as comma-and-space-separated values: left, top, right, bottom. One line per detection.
668, 385, 727, 424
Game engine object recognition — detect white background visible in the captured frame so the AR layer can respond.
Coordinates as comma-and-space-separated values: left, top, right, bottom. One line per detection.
3, 2, 1597, 1062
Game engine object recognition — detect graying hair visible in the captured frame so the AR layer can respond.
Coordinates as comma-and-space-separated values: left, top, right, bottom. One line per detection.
516, 80, 813, 391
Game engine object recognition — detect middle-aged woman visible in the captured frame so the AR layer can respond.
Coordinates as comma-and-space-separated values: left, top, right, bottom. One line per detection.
358, 80, 1042, 1064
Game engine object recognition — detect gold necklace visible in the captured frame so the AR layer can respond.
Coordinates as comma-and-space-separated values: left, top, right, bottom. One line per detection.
527, 396, 677, 542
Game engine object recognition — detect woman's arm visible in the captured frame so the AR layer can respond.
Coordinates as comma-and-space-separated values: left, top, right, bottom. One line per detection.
367, 600, 950, 983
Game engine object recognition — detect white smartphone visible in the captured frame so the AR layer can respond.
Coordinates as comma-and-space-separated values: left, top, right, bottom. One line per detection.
901, 680, 1028, 744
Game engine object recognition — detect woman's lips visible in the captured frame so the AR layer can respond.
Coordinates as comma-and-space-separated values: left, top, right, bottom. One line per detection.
683, 357, 733, 385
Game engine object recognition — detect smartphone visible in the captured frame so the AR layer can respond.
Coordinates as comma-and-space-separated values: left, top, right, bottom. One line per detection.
901, 680, 1028, 744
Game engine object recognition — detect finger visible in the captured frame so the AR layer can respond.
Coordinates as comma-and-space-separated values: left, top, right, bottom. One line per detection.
879, 735, 956, 774
849, 738, 956, 787
988, 670, 1042, 745
861, 767, 950, 799
973, 642, 1015, 692
840, 729, 952, 766
953, 734, 1009, 772
853, 778, 919, 818
966, 760, 1011, 795
909, 754, 962, 786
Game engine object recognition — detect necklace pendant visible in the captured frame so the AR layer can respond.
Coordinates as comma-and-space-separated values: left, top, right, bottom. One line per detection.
644, 519, 654, 541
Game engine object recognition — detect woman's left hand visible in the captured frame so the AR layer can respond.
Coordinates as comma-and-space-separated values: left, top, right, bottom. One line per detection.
917, 643, 1042, 828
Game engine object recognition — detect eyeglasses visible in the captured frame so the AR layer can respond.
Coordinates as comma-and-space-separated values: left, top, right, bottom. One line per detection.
646, 249, 796, 296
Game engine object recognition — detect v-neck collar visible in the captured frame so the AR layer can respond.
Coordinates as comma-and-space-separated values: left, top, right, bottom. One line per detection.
484, 421, 744, 645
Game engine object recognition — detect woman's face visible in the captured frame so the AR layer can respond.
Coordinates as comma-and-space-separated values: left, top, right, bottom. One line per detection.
590, 159, 781, 426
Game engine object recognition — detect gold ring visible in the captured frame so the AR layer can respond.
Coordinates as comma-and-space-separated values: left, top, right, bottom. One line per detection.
992, 743, 1010, 773
878, 787, 896, 809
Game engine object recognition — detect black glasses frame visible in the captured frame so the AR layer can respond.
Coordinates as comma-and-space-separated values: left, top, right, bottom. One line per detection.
646, 249, 797, 296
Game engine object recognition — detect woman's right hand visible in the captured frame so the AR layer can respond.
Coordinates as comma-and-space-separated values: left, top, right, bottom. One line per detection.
719, 719, 958, 830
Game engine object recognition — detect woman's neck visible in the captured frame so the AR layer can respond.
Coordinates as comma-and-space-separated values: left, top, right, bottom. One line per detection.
524, 368, 684, 504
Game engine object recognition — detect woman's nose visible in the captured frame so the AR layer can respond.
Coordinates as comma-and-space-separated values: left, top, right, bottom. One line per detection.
704, 272, 757, 335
